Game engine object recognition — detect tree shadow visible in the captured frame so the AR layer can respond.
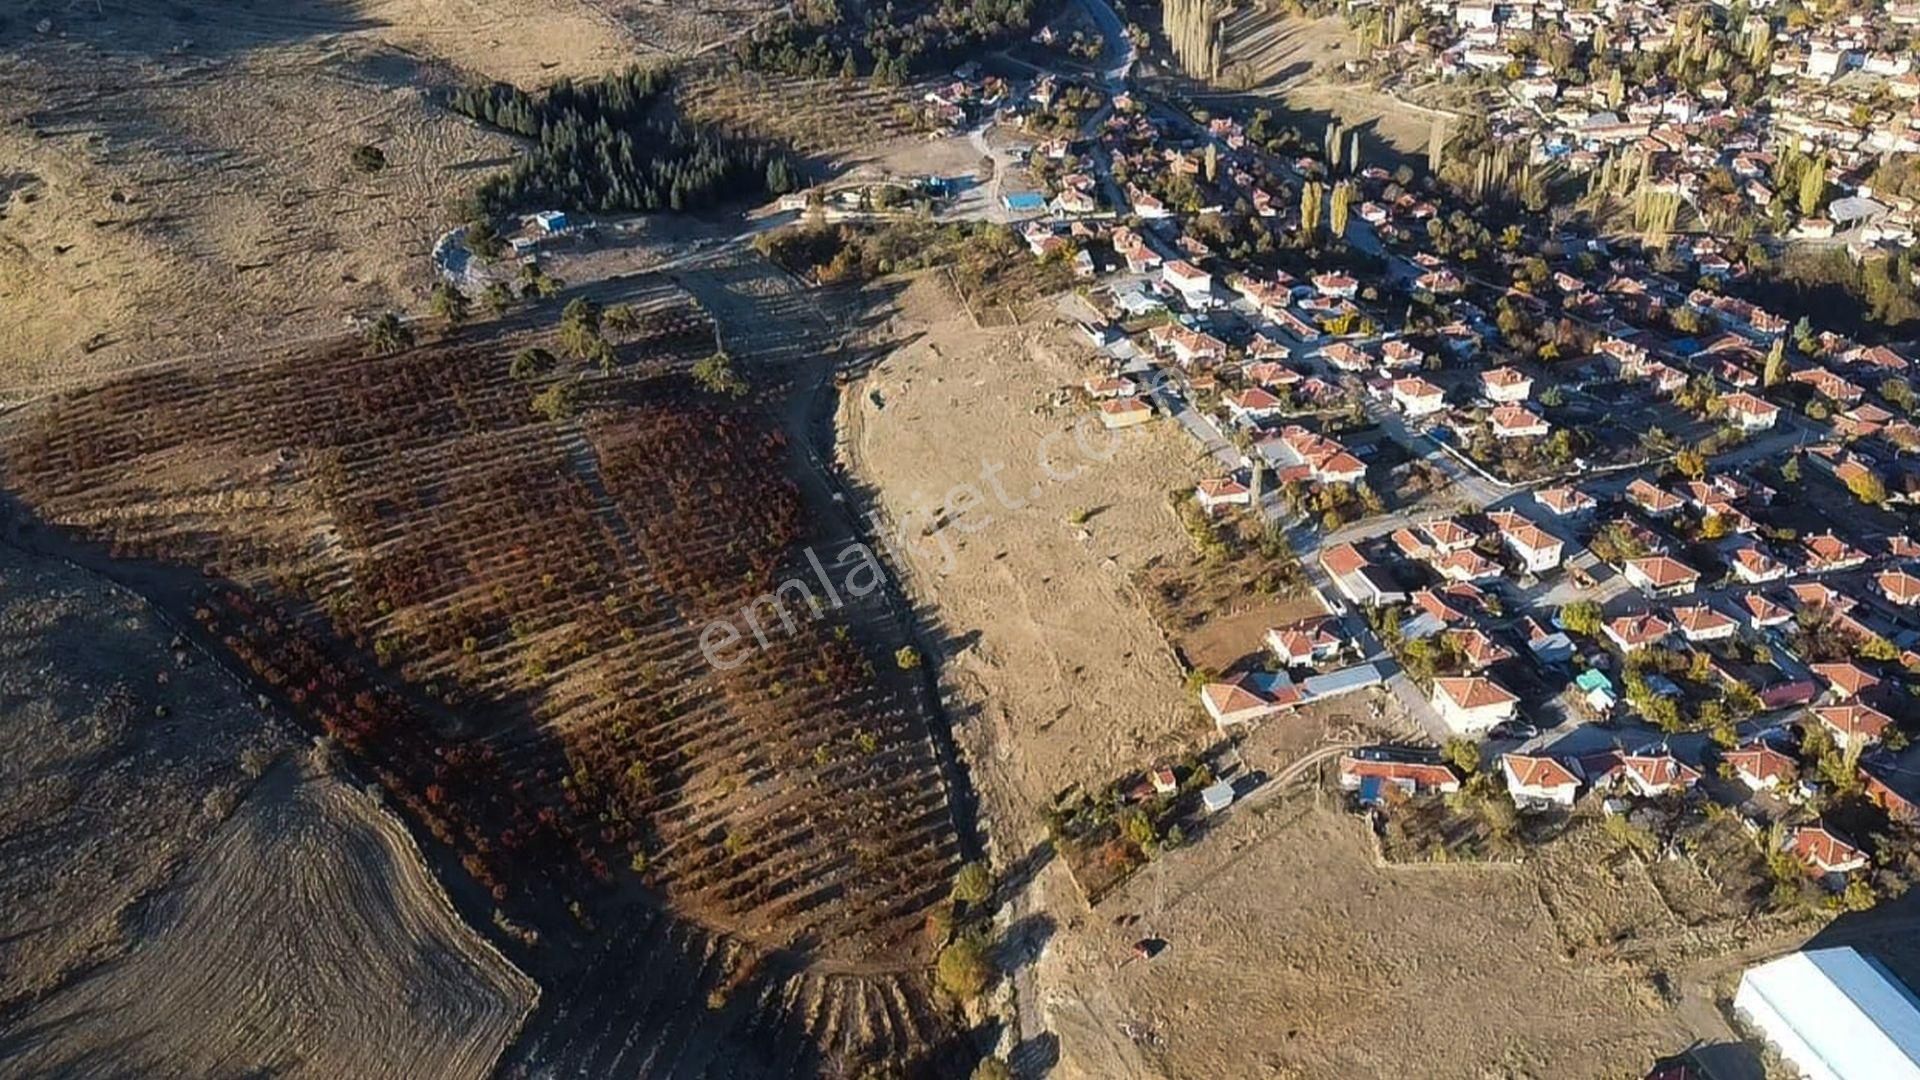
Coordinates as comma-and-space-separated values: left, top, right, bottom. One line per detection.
998, 838, 1056, 897
995, 911, 1057, 975
1008, 1031, 1060, 1077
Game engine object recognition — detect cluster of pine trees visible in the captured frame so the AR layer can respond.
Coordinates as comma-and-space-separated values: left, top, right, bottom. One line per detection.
450, 66, 797, 215
736, 0, 1042, 82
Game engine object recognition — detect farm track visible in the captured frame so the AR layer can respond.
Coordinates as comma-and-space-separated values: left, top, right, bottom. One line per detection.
0, 252, 977, 1075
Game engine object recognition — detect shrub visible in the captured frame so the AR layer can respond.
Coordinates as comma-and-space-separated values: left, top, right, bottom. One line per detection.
530, 380, 579, 422
935, 935, 993, 999
951, 860, 995, 905
894, 645, 922, 670
349, 143, 387, 173
692, 350, 749, 397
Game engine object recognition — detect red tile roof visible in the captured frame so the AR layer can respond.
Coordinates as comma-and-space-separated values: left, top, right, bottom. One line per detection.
1812, 702, 1893, 742
1502, 753, 1579, 790
1723, 744, 1797, 785
1434, 676, 1519, 710
1788, 825, 1867, 873
1626, 555, 1699, 588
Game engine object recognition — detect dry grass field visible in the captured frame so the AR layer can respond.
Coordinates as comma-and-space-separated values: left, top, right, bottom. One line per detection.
0, 0, 786, 389
1041, 806, 1715, 1079
839, 275, 1209, 808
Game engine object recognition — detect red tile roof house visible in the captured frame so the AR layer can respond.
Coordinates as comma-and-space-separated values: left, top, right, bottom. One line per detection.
1380, 339, 1425, 370
1722, 391, 1781, 431
1447, 628, 1515, 670
1480, 366, 1534, 403
1490, 404, 1551, 439
1160, 258, 1213, 300
1879, 569, 1920, 606
1811, 662, 1881, 701
1802, 531, 1868, 572
1097, 397, 1154, 429
1789, 366, 1865, 406
1786, 824, 1870, 888
1083, 375, 1138, 399
1224, 386, 1288, 423
1534, 486, 1596, 516
1626, 478, 1684, 518
1432, 548, 1502, 584
1319, 341, 1373, 372
1320, 543, 1405, 608
1195, 477, 1252, 514
1422, 518, 1478, 552
1596, 336, 1652, 376
1502, 753, 1582, 809
1338, 756, 1462, 800
1811, 702, 1894, 751
1624, 555, 1700, 597
1431, 676, 1519, 735
1392, 520, 1478, 561
1264, 617, 1347, 667
1722, 743, 1799, 791
1671, 603, 1738, 643
1739, 592, 1793, 630
1149, 765, 1179, 797
1730, 547, 1787, 584
1863, 764, 1920, 825
1619, 753, 1703, 797
1605, 611, 1674, 652
1485, 509, 1560, 571
1246, 334, 1291, 362
1244, 359, 1299, 386
1199, 670, 1303, 730
1408, 587, 1476, 630
1311, 271, 1359, 298
1790, 580, 1855, 614
1147, 322, 1226, 367
1391, 377, 1447, 417
1263, 426, 1367, 485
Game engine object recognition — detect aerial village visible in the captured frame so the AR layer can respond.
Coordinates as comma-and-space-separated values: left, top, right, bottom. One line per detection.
1341, 0, 1920, 249
893, 17, 1920, 930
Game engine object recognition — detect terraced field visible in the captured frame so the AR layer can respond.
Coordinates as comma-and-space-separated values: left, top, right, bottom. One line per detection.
0, 270, 973, 1074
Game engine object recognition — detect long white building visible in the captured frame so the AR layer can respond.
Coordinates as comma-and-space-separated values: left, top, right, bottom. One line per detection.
1732, 947, 1920, 1080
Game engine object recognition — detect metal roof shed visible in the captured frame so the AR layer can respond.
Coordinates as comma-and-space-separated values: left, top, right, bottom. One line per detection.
1732, 947, 1920, 1080
1200, 781, 1235, 813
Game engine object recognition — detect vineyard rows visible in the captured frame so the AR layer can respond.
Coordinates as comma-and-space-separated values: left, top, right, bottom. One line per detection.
1, 288, 965, 1070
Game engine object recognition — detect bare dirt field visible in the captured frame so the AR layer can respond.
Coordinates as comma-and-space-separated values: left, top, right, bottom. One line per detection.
7, 758, 539, 1078
0, 537, 537, 1078
839, 274, 1211, 808
1041, 802, 1720, 1079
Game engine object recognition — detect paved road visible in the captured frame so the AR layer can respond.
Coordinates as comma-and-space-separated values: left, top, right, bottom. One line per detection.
1143, 370, 1243, 472
1074, 0, 1136, 89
